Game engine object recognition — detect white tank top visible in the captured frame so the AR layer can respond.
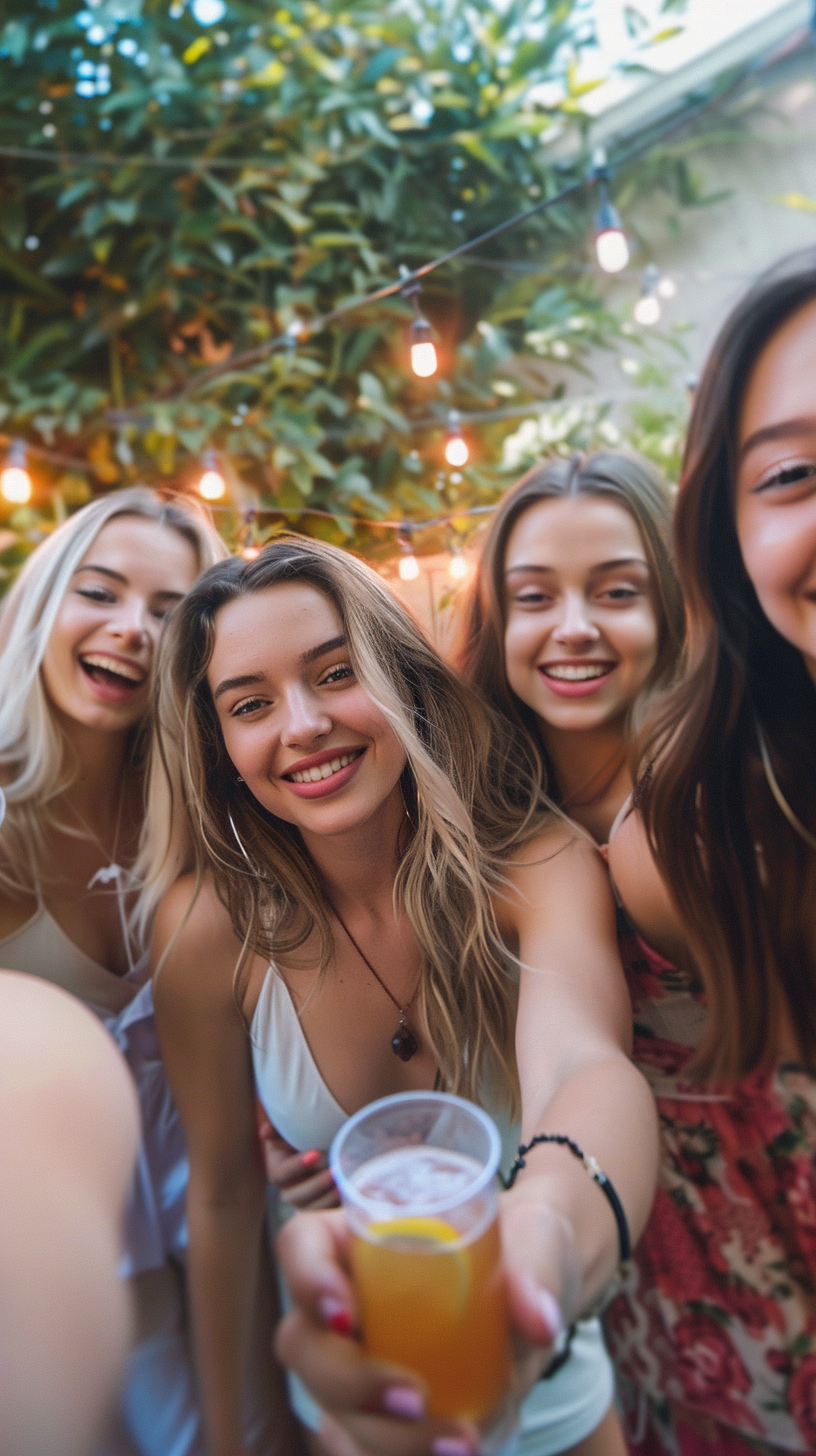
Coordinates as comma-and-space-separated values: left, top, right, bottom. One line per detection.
251, 966, 347, 1152
0, 904, 142, 1013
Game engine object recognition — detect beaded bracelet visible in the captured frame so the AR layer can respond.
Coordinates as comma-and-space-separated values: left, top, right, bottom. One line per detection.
504, 1132, 631, 1265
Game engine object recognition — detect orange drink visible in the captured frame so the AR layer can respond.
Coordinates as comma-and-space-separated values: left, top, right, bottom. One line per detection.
330, 1094, 511, 1428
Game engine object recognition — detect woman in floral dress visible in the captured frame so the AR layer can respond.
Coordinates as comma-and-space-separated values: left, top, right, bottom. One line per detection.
605, 250, 816, 1455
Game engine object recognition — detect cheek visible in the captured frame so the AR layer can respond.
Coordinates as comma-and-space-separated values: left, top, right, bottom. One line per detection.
607, 609, 659, 675
504, 617, 542, 675
738, 506, 816, 607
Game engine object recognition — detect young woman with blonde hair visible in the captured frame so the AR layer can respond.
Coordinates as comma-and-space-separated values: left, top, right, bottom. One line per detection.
148, 536, 659, 1456
0, 486, 226, 1456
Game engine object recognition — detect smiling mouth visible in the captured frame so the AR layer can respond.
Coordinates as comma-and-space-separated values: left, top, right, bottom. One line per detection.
284, 749, 365, 785
79, 653, 146, 691
541, 663, 614, 682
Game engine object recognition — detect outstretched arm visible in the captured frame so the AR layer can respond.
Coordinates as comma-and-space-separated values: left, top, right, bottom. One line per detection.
0, 971, 139, 1456
500, 829, 658, 1323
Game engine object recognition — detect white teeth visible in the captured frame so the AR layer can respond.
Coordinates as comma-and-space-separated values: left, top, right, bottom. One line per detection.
544, 663, 611, 681
80, 653, 144, 683
288, 751, 358, 784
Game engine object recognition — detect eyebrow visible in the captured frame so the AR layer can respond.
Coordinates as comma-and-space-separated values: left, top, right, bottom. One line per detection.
74, 564, 184, 600
212, 636, 347, 702
739, 417, 816, 462
506, 556, 647, 576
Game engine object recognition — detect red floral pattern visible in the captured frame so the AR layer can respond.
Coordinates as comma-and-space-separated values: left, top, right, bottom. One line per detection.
606, 920, 816, 1455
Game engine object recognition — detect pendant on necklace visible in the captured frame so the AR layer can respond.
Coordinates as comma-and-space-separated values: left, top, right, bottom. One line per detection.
391, 1013, 419, 1062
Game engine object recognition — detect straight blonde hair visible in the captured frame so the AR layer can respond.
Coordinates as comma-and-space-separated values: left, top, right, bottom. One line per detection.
144, 536, 554, 1112
0, 487, 227, 903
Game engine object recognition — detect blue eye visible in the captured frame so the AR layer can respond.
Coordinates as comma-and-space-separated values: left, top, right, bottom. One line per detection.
232, 697, 265, 717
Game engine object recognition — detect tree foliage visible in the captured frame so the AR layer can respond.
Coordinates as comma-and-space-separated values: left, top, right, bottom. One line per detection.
0, 0, 702, 561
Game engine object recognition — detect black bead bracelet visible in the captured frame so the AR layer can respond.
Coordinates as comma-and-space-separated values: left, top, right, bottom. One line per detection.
504, 1132, 631, 1265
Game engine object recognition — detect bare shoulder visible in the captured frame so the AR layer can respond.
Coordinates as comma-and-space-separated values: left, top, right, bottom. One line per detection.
607, 809, 688, 963
152, 871, 244, 1011
497, 821, 614, 934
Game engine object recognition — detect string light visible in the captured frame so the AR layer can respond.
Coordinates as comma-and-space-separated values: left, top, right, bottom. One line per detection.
402, 283, 438, 378
410, 317, 438, 378
448, 545, 469, 581
0, 440, 32, 504
197, 449, 226, 501
397, 528, 420, 581
591, 153, 629, 275
241, 544, 261, 560
633, 265, 661, 327
444, 412, 469, 467
657, 274, 677, 299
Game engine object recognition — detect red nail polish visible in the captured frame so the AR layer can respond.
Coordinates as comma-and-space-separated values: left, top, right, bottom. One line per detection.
319, 1296, 353, 1335
301, 1149, 322, 1169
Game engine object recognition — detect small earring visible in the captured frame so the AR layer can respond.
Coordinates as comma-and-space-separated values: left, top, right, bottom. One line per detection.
236, 775, 244, 783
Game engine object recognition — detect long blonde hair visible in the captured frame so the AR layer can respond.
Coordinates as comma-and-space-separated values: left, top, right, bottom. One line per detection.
0, 487, 227, 900
146, 536, 552, 1111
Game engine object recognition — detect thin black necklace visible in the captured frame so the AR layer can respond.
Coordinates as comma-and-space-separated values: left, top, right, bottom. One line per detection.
331, 903, 419, 1062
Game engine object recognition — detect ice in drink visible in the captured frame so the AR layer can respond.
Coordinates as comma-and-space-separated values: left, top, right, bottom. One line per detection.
349, 1145, 511, 1420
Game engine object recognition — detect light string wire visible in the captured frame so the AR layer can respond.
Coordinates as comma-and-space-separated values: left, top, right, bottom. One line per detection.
1, 26, 808, 536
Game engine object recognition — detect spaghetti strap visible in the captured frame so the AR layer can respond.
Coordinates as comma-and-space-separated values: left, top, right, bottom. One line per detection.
606, 792, 633, 847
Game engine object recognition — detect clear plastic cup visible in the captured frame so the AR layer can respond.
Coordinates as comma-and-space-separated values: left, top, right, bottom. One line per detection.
330, 1092, 512, 1428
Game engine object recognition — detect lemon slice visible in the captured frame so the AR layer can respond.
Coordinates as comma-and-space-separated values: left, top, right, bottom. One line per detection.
367, 1216, 462, 1248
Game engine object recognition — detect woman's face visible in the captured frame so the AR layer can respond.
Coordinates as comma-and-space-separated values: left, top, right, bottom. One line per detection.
736, 295, 816, 685
208, 582, 407, 841
503, 494, 659, 735
42, 515, 199, 733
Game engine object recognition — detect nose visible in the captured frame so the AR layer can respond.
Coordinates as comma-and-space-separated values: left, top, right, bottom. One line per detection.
551, 591, 600, 647
108, 596, 150, 649
279, 684, 332, 748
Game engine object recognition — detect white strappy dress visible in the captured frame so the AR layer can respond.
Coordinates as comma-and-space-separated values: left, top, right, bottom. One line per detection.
251, 968, 615, 1456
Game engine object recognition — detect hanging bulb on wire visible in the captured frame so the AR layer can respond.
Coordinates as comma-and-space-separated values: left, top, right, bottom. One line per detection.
633, 265, 661, 327
197, 449, 226, 501
397, 528, 420, 581
444, 412, 469, 467
0, 440, 32, 504
593, 178, 629, 274
448, 544, 469, 581
410, 317, 438, 378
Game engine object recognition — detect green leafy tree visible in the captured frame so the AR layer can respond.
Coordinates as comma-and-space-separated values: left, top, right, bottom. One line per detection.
0, 0, 704, 565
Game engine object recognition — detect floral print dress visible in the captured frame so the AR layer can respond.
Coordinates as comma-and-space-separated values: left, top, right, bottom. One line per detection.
606, 916, 816, 1456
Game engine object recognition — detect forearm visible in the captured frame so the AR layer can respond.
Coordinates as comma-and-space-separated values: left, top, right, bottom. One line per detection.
186, 1176, 276, 1456
510, 1050, 658, 1314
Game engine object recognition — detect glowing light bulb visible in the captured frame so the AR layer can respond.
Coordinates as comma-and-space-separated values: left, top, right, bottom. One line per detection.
633, 293, 661, 327
445, 433, 469, 467
657, 275, 677, 300
594, 191, 629, 274
0, 442, 32, 504
448, 549, 469, 581
198, 469, 226, 500
241, 544, 261, 560
197, 450, 226, 500
410, 317, 438, 378
595, 226, 629, 274
398, 551, 420, 581
0, 465, 32, 504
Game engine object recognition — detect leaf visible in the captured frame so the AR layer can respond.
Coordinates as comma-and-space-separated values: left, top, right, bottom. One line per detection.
0, 241, 62, 301
183, 36, 212, 64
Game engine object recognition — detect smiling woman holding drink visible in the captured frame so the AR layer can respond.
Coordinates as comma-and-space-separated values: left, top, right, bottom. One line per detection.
147, 537, 658, 1456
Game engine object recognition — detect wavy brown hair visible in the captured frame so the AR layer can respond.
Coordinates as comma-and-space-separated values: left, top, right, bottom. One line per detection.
637, 251, 816, 1082
150, 536, 553, 1112
456, 450, 684, 806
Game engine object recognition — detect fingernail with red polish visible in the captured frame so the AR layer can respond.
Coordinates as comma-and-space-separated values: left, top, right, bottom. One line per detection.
538, 1289, 563, 1341
318, 1296, 353, 1335
432, 1439, 473, 1456
301, 1149, 322, 1169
